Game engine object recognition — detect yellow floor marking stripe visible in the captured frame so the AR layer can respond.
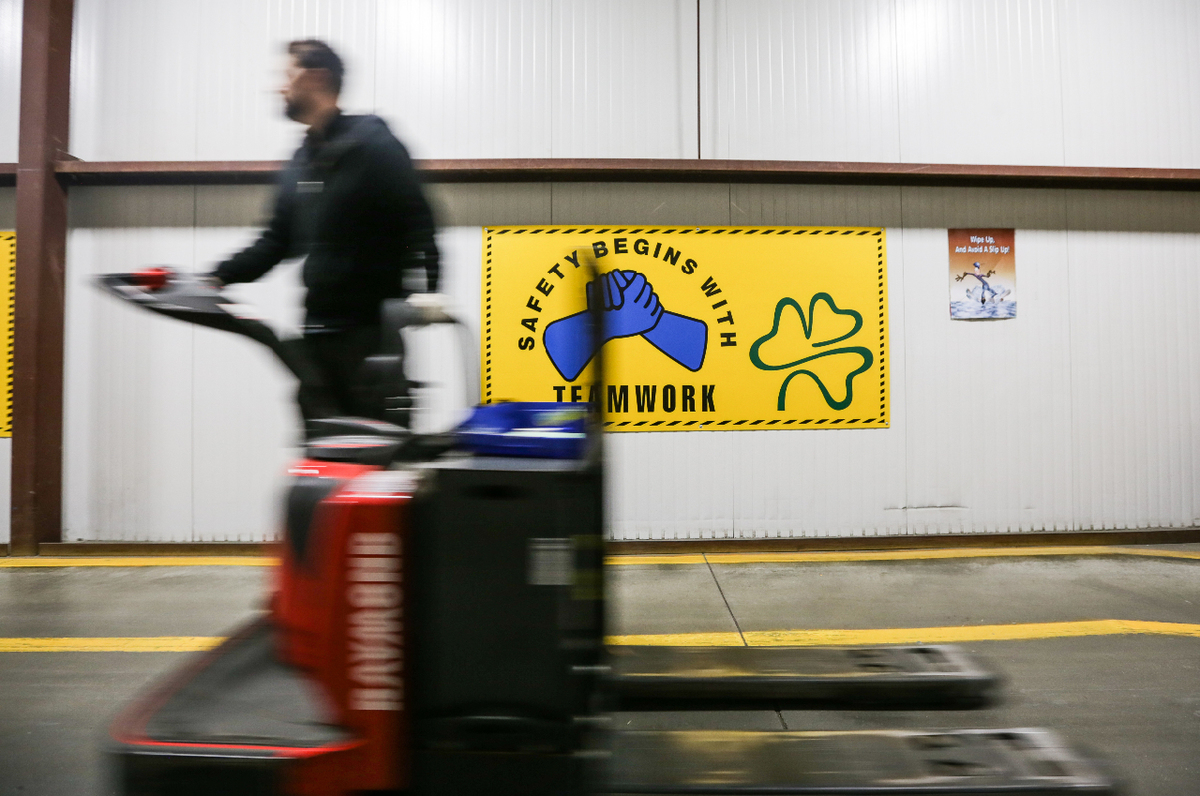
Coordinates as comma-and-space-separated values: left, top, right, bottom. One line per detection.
1, 547, 1195, 569
0, 637, 224, 652
0, 557, 277, 568
606, 632, 746, 646
1110, 547, 1200, 561
5, 621, 1199, 652
609, 620, 1200, 647
700, 546, 1200, 566
607, 554, 708, 566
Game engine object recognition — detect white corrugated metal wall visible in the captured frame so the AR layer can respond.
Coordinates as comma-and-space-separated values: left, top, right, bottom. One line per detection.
40, 0, 1200, 541
704, 0, 1200, 168
0, 0, 20, 162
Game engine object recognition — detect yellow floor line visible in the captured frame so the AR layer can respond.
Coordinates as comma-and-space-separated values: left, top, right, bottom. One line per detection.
0, 637, 224, 652
609, 620, 1200, 647
1106, 547, 1200, 561
659, 546, 1200, 566
607, 554, 709, 566
1, 547, 1195, 569
0, 556, 277, 568
607, 631, 746, 647
10, 620, 1196, 652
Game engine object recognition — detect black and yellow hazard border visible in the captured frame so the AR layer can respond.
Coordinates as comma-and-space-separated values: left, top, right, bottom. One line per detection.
0, 233, 12, 437
483, 226, 888, 431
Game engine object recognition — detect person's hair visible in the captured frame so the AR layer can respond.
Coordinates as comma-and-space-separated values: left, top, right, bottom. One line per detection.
287, 39, 344, 95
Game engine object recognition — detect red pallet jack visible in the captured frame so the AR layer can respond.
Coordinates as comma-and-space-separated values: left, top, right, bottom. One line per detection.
100, 267, 1114, 795
101, 270, 444, 795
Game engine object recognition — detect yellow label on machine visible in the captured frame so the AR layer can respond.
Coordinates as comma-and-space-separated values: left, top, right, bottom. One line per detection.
0, 233, 12, 437
483, 226, 888, 430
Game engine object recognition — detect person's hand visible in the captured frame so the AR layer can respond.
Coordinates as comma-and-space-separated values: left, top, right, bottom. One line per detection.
586, 270, 663, 340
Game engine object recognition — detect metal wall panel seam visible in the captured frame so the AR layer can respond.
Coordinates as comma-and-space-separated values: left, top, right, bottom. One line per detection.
1064, 221, 1083, 531
1169, 232, 1195, 526
188, 186, 198, 541
1051, 0, 1070, 168
895, 216, 909, 534
1162, 234, 1181, 525
889, 0, 904, 163
1186, 232, 1199, 526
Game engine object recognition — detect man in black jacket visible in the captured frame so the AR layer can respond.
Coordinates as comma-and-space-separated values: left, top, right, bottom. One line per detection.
213, 39, 438, 426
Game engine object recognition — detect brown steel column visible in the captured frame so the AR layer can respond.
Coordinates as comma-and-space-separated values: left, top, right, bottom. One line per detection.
12, 0, 74, 555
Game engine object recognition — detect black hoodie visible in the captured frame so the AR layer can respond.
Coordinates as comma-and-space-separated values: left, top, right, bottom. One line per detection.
214, 113, 439, 329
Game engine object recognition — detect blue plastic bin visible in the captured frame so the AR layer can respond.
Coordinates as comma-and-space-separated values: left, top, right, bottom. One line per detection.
458, 402, 589, 459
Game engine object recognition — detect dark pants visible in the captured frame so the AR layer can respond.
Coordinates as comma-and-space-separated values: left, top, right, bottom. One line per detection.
296, 325, 410, 427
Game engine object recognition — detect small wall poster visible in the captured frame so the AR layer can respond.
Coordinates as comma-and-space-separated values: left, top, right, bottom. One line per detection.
949, 229, 1016, 319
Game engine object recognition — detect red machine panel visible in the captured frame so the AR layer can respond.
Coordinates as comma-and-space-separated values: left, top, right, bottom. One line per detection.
274, 461, 417, 794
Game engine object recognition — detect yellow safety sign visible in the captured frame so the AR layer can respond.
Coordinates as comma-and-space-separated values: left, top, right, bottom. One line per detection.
483, 226, 888, 430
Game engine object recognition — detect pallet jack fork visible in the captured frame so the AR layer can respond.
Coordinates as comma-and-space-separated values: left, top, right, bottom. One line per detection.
99, 268, 1114, 795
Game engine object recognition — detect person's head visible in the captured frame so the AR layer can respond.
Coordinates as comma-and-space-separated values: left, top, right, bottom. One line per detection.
281, 39, 344, 124
973, 261, 981, 271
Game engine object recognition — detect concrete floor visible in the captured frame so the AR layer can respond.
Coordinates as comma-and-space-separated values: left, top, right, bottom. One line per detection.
1, 549, 1197, 795
609, 550, 1200, 795
0, 566, 270, 796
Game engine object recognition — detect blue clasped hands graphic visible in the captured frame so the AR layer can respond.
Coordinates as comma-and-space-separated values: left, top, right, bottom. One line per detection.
543, 270, 708, 382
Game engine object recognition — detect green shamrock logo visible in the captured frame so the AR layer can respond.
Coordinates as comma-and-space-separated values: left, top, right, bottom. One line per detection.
749, 294, 873, 411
